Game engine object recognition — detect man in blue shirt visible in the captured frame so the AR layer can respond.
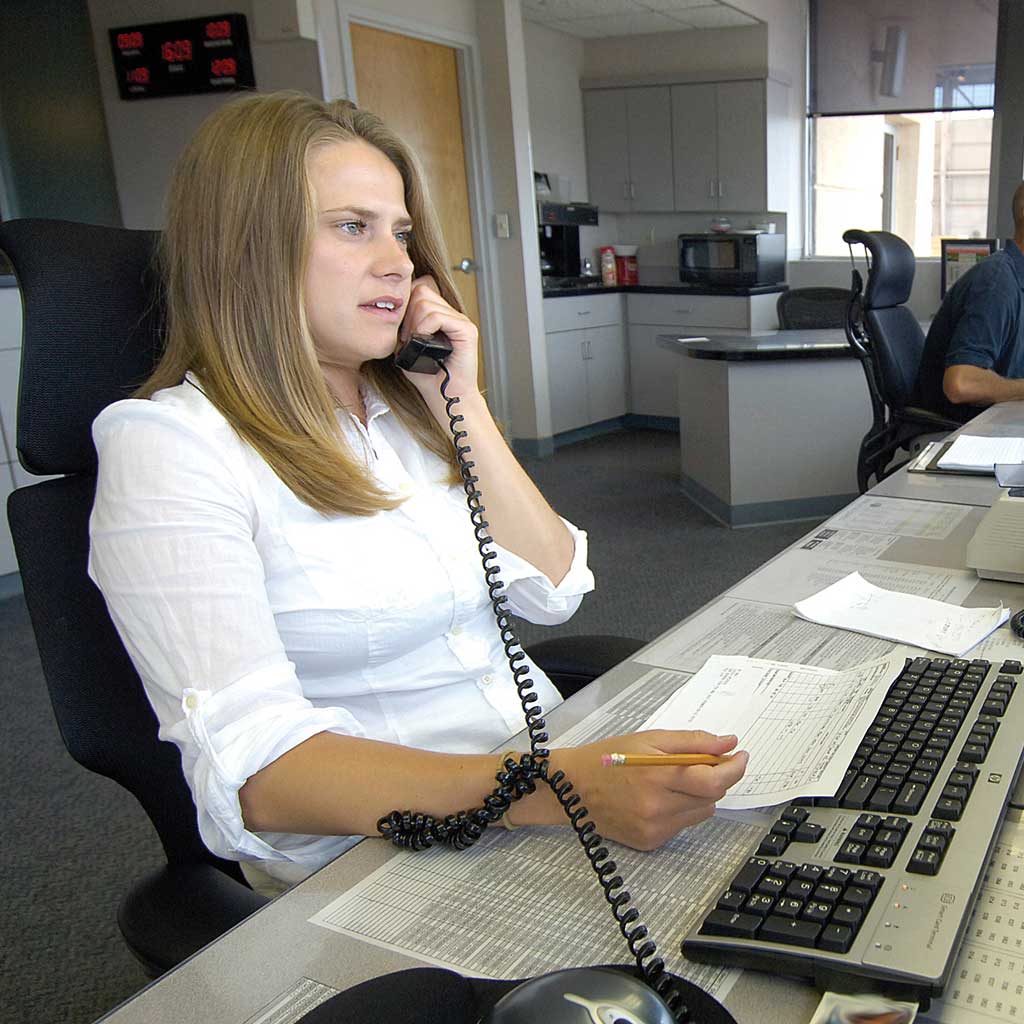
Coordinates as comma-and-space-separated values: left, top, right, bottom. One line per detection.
914, 182, 1024, 423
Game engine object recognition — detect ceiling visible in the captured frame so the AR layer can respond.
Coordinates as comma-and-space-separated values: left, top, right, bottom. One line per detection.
520, 0, 761, 39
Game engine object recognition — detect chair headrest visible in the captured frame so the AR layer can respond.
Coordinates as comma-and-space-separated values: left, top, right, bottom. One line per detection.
842, 229, 915, 310
0, 219, 165, 476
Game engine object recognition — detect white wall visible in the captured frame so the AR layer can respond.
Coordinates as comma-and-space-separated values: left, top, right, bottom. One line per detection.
88, 0, 323, 228
582, 24, 767, 79
523, 22, 587, 203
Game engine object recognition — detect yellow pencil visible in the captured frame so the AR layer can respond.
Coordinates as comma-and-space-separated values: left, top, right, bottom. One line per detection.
600, 753, 730, 768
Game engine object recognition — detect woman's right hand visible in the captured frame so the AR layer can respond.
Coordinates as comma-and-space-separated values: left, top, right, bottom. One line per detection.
527, 730, 748, 851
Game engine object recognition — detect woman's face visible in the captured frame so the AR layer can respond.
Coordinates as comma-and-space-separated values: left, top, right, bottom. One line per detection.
304, 139, 415, 378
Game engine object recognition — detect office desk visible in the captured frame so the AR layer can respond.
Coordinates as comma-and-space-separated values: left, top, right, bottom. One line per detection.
657, 331, 868, 526
97, 423, 1024, 1024
870, 400, 1024, 506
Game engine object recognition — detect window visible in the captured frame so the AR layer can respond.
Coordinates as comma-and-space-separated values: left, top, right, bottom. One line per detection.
808, 1, 997, 258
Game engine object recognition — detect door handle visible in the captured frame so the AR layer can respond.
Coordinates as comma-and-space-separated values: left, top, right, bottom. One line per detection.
718, 180, 724, 198
629, 182, 636, 199
708, 180, 715, 199
452, 258, 477, 273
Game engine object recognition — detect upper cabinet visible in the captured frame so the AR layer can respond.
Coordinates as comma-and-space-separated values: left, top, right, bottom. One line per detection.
583, 87, 674, 213
583, 77, 789, 214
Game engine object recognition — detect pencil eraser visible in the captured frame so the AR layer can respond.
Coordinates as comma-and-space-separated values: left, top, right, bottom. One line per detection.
600, 754, 613, 767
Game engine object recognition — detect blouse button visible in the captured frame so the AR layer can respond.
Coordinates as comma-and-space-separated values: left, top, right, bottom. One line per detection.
185, 694, 199, 710
480, 674, 495, 687
451, 625, 464, 636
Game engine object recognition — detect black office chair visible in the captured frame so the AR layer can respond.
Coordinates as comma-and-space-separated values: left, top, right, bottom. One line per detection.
842, 229, 960, 492
776, 286, 852, 329
0, 218, 642, 975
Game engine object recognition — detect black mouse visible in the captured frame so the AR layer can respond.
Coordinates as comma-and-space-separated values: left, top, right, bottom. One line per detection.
482, 967, 676, 1024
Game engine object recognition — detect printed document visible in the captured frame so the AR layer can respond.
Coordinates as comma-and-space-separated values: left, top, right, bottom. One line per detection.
794, 571, 1009, 657
309, 819, 759, 1000
640, 651, 908, 809
828, 496, 971, 541
937, 435, 1024, 473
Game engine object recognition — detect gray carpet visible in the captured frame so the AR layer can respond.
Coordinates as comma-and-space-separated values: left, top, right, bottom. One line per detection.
0, 427, 816, 1023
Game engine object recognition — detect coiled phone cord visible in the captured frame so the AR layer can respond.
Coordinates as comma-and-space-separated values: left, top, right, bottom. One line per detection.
377, 366, 692, 1021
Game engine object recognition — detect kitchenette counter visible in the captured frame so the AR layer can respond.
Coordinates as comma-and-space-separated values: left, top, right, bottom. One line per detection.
542, 280, 788, 298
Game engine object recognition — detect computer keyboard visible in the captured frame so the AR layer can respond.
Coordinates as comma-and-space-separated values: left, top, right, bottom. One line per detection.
681, 656, 1024, 1006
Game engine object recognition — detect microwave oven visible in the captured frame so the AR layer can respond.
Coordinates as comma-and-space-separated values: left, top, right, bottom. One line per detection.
678, 232, 786, 286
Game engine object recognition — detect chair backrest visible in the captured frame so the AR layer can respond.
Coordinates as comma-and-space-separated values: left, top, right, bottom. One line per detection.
0, 218, 243, 880
842, 229, 923, 412
776, 286, 851, 329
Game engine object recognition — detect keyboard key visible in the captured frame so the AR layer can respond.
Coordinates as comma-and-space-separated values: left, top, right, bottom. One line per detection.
851, 870, 883, 892
793, 822, 825, 844
933, 797, 964, 821
758, 833, 790, 857
835, 840, 866, 865
774, 897, 804, 918
823, 867, 852, 887
881, 816, 910, 833
831, 904, 864, 929
855, 814, 882, 830
960, 743, 987, 764
716, 889, 746, 911
908, 849, 941, 875
730, 857, 769, 893
925, 820, 956, 840
770, 819, 797, 838
842, 886, 874, 909
759, 915, 821, 948
849, 826, 875, 844
801, 901, 832, 924
772, 861, 798, 880
892, 781, 927, 814
796, 864, 824, 884
918, 833, 947, 853
844, 775, 877, 809
942, 783, 969, 803
819, 924, 854, 953
700, 910, 761, 939
813, 883, 843, 904
786, 879, 816, 900
780, 805, 809, 824
757, 876, 787, 898
874, 828, 903, 849
1000, 660, 1022, 674
867, 786, 897, 812
745, 893, 776, 916
865, 844, 896, 868
948, 771, 975, 790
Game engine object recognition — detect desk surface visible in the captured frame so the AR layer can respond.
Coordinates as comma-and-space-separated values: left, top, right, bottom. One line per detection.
98, 408, 1024, 1024
658, 329, 851, 361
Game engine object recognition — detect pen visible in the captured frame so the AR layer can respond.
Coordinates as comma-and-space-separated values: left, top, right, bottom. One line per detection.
600, 753, 731, 768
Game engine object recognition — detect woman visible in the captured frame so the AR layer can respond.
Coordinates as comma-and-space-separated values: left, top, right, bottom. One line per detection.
88, 92, 747, 895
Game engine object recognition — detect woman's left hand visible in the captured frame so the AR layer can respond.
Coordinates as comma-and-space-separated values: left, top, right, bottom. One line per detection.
398, 276, 479, 402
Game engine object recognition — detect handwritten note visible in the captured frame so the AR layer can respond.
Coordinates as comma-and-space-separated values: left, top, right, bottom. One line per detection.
794, 572, 1009, 657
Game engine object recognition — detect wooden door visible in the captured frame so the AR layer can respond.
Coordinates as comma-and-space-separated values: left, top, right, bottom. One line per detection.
350, 24, 485, 390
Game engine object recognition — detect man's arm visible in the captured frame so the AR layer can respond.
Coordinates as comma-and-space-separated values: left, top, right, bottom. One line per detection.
943, 364, 1024, 407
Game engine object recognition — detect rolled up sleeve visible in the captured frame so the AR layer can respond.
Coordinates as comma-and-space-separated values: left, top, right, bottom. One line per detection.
88, 401, 363, 867
490, 517, 595, 625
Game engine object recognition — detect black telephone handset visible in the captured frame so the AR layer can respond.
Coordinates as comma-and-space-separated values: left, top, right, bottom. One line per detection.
394, 332, 453, 374
381, 327, 734, 1024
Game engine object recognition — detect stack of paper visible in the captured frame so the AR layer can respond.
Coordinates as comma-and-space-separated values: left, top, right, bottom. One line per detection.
794, 571, 1009, 657
937, 434, 1024, 473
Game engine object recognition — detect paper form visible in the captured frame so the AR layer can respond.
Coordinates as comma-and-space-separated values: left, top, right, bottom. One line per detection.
921, 821, 1024, 1023
794, 572, 1009, 657
636, 596, 895, 674
309, 819, 760, 1000
640, 652, 908, 809
728, 540, 979, 607
827, 496, 972, 541
938, 435, 1024, 473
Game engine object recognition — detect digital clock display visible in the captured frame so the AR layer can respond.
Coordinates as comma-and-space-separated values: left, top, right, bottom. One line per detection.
109, 14, 255, 100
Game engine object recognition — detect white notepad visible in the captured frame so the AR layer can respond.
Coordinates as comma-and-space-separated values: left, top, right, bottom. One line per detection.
936, 434, 1024, 473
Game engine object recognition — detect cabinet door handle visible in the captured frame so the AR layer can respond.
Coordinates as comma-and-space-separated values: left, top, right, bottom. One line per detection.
708, 179, 715, 199
718, 179, 724, 198
630, 182, 636, 199
674, 307, 693, 315
577, 310, 591, 316
587, 339, 592, 359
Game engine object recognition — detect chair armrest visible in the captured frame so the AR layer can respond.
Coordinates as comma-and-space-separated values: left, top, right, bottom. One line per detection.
525, 634, 646, 700
118, 863, 268, 977
901, 406, 962, 432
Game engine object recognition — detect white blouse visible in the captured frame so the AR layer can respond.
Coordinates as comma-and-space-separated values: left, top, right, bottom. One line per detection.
88, 375, 594, 885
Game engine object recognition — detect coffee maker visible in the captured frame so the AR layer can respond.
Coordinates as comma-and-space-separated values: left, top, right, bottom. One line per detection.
537, 202, 598, 279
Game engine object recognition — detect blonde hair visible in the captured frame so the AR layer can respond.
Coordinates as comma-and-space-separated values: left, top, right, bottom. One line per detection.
141, 90, 461, 516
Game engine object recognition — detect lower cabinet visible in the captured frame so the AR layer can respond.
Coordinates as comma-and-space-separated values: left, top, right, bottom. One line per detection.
546, 325, 628, 435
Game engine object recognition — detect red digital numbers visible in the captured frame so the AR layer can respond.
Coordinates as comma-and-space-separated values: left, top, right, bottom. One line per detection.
117, 31, 143, 50
161, 39, 193, 62
205, 20, 232, 40
126, 67, 150, 85
211, 57, 237, 77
